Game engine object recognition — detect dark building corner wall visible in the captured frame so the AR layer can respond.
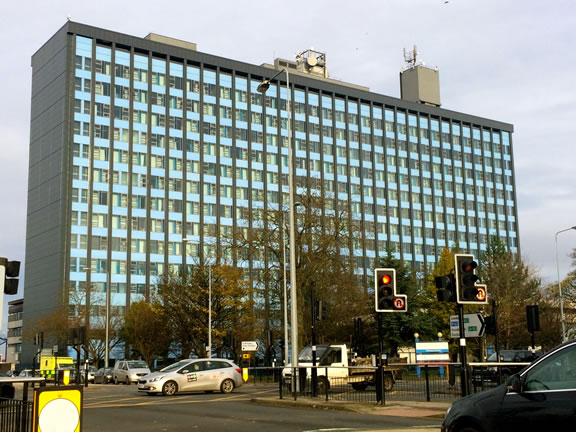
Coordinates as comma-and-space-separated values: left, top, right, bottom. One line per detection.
22, 27, 71, 367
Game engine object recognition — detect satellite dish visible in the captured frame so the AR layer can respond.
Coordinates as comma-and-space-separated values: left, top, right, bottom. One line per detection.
307, 56, 318, 67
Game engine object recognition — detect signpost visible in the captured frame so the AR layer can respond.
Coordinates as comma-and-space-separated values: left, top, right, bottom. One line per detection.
415, 341, 450, 364
241, 341, 258, 352
450, 313, 486, 338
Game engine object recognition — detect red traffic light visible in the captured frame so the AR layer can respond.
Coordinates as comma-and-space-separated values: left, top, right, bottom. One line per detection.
462, 260, 477, 273
380, 274, 391, 285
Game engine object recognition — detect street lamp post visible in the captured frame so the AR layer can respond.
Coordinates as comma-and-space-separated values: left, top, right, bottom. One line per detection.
555, 226, 576, 342
282, 220, 289, 365
257, 69, 299, 383
184, 238, 212, 357
208, 264, 212, 358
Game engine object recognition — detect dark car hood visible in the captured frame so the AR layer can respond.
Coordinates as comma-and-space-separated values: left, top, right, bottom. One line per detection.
444, 384, 508, 431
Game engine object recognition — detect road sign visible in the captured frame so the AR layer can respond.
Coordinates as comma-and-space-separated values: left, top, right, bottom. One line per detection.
475, 284, 487, 302
415, 341, 450, 364
450, 313, 486, 338
393, 297, 405, 310
241, 341, 258, 351
34, 385, 83, 432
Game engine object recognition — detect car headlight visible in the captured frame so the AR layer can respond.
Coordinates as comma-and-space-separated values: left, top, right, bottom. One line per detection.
150, 376, 165, 383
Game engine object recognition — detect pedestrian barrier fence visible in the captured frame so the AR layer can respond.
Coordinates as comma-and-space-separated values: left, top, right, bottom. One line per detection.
242, 362, 532, 404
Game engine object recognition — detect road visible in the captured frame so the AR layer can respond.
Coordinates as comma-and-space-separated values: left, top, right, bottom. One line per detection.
82, 383, 443, 431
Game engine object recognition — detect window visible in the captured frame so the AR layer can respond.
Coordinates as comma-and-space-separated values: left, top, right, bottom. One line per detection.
524, 345, 576, 391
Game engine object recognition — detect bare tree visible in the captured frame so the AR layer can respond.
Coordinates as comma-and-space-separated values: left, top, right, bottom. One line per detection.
226, 184, 365, 349
156, 264, 255, 358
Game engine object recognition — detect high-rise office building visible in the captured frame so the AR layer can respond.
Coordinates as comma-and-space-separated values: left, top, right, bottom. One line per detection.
24, 22, 518, 362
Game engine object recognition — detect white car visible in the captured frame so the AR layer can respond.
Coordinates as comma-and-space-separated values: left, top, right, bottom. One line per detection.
113, 360, 151, 384
138, 359, 243, 396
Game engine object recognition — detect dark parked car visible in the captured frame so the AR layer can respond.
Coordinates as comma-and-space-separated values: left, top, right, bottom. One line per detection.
443, 340, 576, 432
94, 367, 114, 384
0, 373, 15, 400
472, 349, 540, 386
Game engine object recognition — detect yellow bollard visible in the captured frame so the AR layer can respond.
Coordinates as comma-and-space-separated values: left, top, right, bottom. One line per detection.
63, 369, 70, 385
242, 368, 249, 383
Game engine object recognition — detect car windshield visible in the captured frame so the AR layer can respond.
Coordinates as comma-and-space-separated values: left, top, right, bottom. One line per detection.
160, 360, 191, 373
298, 345, 328, 362
127, 361, 148, 369
487, 351, 519, 362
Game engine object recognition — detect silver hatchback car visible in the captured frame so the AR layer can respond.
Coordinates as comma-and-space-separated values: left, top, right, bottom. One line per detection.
138, 359, 243, 396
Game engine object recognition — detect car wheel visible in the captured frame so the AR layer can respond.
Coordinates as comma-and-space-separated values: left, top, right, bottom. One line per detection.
125, 377, 131, 385
220, 379, 235, 394
352, 382, 368, 391
162, 381, 178, 396
384, 374, 394, 392
316, 377, 330, 394
114, 377, 119, 385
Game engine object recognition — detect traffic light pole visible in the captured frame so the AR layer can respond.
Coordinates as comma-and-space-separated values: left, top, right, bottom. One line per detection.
492, 300, 502, 383
311, 292, 317, 397
457, 303, 469, 397
376, 312, 385, 405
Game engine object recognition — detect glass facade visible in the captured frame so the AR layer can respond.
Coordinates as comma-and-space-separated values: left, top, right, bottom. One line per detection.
68, 33, 517, 321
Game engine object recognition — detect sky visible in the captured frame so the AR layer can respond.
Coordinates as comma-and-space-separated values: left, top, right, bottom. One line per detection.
1, 0, 575, 311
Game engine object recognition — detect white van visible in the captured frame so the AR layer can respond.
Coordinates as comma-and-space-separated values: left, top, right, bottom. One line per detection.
113, 360, 151, 384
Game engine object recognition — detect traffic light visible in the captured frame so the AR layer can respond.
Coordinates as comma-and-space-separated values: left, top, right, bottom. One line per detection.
0, 258, 21, 295
315, 300, 327, 321
353, 317, 363, 342
34, 332, 44, 347
485, 315, 497, 336
454, 254, 486, 304
435, 274, 456, 302
526, 305, 540, 333
374, 268, 407, 313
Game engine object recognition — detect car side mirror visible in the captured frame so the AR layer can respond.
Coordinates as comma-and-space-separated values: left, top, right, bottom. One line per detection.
506, 374, 522, 393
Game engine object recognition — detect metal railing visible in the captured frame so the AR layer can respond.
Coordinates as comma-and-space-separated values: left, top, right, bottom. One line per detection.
469, 361, 531, 392
0, 398, 34, 432
256, 362, 533, 404
0, 377, 45, 432
277, 364, 461, 403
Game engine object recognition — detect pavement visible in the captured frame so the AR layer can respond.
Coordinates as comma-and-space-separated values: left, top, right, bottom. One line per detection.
251, 395, 450, 431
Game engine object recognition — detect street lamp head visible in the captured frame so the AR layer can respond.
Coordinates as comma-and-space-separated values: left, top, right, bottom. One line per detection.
257, 80, 271, 94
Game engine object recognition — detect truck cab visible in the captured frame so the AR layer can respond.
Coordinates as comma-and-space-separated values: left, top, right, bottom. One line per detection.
283, 343, 397, 392
38, 356, 75, 381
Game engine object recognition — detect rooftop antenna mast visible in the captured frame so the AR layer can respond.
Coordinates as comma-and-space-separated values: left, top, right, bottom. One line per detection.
403, 45, 419, 70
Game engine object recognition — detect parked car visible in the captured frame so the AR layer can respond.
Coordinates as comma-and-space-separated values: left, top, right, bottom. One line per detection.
443, 339, 576, 432
0, 372, 15, 400
18, 369, 35, 377
94, 367, 114, 384
138, 359, 243, 396
86, 366, 97, 383
94, 368, 114, 384
113, 360, 150, 384
472, 349, 540, 386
